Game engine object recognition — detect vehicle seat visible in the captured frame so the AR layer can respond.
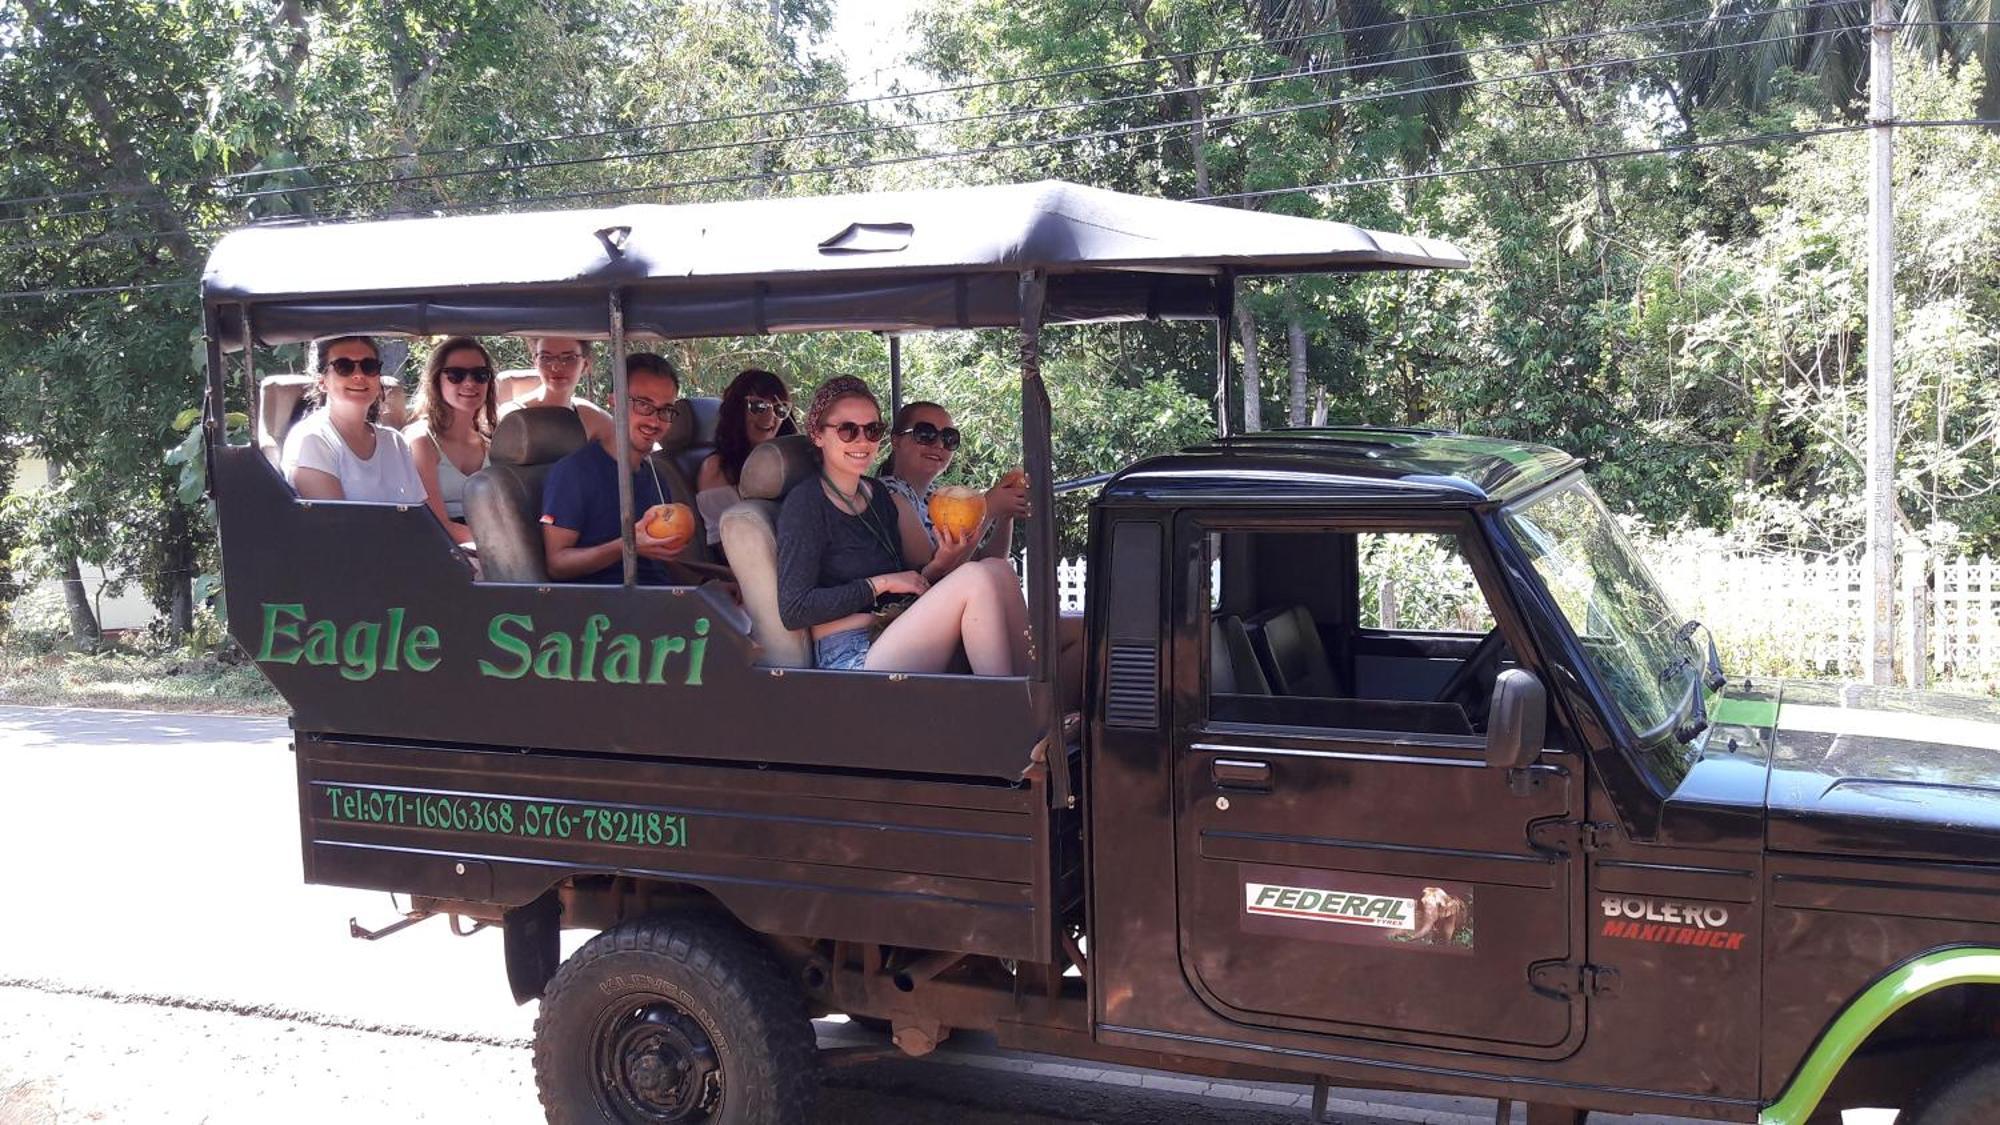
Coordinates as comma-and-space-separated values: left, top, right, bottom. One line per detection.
1246, 605, 1343, 697
658, 396, 721, 482
256, 373, 315, 468
719, 434, 817, 667
377, 377, 408, 429
495, 368, 539, 407
1211, 614, 1271, 695
464, 408, 589, 583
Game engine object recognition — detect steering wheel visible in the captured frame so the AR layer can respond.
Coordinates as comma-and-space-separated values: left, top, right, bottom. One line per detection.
1432, 628, 1510, 728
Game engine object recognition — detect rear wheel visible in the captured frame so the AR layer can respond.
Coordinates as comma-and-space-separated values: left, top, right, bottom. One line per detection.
533, 915, 817, 1125
1908, 1050, 2000, 1125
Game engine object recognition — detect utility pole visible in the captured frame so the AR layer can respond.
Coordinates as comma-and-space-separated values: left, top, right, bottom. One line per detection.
1863, 0, 1897, 685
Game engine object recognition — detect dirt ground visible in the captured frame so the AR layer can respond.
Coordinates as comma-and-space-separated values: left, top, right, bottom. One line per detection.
0, 986, 538, 1125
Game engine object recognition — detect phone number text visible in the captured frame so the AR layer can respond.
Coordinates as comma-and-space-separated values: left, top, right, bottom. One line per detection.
322, 785, 688, 848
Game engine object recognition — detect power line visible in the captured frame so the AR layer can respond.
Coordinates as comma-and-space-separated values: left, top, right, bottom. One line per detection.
0, 17, 1872, 254
10, 116, 1997, 303
1193, 118, 2000, 202
219, 0, 1773, 209
0, 0, 1916, 230
0, 0, 1601, 222
288, 22, 1854, 225
15, 12, 1996, 256
0, 280, 195, 300
0, 0, 1576, 217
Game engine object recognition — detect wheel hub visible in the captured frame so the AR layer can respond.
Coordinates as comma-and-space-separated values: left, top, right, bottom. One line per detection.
600, 1004, 721, 1123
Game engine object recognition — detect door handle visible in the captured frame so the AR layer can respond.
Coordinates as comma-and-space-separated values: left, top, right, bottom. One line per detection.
1211, 758, 1272, 792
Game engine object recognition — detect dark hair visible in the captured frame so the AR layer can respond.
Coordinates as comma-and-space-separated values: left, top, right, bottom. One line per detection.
890, 400, 945, 433
626, 351, 679, 390
309, 335, 384, 424
713, 368, 795, 486
885, 400, 950, 475
414, 336, 497, 438
318, 335, 380, 366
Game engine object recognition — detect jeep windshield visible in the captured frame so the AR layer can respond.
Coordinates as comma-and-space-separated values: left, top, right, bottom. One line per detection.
1502, 479, 1699, 746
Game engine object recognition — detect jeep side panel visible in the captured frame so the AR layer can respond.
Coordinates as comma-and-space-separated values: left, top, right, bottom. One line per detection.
298, 733, 1060, 962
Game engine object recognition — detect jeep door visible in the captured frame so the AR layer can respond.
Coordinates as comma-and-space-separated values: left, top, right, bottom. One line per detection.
1173, 512, 1588, 1056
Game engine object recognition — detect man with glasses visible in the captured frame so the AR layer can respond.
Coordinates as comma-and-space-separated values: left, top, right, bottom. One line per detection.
540, 353, 703, 583
500, 336, 615, 447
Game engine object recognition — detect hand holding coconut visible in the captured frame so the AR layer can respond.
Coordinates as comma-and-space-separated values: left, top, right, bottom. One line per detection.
985, 467, 1030, 522
635, 502, 695, 562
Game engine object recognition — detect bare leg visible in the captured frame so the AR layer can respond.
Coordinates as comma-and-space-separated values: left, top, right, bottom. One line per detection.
1058, 613, 1085, 710
867, 560, 1017, 675
984, 558, 1030, 673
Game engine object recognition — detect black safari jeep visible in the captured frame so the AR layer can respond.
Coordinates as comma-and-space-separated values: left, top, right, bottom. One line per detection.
201, 181, 2000, 1124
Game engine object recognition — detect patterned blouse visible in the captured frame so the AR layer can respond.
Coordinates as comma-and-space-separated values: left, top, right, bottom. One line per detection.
880, 473, 996, 553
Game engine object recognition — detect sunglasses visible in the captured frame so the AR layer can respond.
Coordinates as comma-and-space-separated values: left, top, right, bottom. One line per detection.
324, 357, 383, 377
442, 365, 494, 385
821, 420, 888, 443
746, 400, 791, 419
895, 421, 962, 451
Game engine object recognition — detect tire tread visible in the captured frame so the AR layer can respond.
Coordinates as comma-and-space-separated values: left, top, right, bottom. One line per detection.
532, 913, 816, 1125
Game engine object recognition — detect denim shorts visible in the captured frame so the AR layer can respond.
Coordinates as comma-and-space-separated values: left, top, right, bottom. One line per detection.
813, 627, 872, 671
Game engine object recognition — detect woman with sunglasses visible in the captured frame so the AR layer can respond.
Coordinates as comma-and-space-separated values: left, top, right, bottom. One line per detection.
282, 335, 428, 505
880, 401, 1031, 568
776, 377, 1028, 676
695, 368, 796, 552
405, 336, 497, 548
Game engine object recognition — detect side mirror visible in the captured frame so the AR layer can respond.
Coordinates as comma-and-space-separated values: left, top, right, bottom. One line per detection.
1485, 668, 1547, 770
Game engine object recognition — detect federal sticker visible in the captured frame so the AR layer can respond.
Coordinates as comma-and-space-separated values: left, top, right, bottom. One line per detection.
1245, 883, 1415, 929
1238, 868, 1475, 954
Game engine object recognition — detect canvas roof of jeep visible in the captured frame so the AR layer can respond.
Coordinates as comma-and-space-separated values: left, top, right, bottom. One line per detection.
201, 179, 1467, 347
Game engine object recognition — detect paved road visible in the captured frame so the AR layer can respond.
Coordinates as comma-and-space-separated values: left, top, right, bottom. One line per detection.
0, 704, 1712, 1124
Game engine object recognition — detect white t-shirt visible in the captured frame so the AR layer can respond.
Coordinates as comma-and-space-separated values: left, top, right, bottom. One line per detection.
281, 410, 427, 504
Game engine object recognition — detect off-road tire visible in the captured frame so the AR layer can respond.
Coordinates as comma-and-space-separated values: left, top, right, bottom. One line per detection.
1907, 1048, 2000, 1125
533, 914, 817, 1125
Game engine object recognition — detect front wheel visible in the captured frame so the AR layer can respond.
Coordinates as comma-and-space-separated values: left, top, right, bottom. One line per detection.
1908, 1050, 2000, 1125
533, 915, 817, 1125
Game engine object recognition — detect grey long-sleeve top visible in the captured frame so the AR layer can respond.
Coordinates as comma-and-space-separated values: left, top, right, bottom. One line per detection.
776, 477, 904, 632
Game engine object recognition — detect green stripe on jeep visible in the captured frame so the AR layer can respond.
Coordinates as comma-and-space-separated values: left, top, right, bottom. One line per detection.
1761, 948, 2000, 1125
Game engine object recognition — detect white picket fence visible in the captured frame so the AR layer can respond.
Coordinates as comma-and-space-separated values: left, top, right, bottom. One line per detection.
1044, 547, 2000, 688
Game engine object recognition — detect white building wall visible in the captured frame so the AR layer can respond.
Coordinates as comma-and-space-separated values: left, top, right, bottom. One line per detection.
11, 456, 157, 632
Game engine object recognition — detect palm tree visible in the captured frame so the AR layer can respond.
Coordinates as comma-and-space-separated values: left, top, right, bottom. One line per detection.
1684, 0, 2000, 119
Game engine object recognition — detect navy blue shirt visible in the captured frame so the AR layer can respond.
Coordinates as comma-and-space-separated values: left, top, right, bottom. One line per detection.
541, 442, 672, 585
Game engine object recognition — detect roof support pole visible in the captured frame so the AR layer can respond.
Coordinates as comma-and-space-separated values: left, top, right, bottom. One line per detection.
1215, 271, 1236, 439
1018, 270, 1071, 810
239, 304, 256, 434
609, 289, 636, 588
888, 334, 904, 421
200, 304, 228, 494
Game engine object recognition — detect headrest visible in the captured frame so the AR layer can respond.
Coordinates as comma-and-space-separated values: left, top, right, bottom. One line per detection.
658, 396, 720, 454
495, 369, 539, 405
738, 434, 819, 501
492, 406, 589, 467
378, 378, 407, 429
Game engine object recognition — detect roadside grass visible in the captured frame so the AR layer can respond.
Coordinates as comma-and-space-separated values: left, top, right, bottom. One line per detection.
0, 646, 283, 715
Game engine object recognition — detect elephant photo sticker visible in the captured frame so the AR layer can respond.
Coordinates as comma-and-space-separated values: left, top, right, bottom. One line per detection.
1394, 885, 1475, 950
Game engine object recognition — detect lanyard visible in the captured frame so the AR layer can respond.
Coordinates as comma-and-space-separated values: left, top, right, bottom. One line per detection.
822, 474, 901, 565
